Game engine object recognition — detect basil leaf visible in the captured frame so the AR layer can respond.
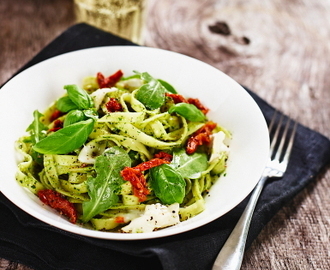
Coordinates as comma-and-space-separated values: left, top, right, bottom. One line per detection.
63, 109, 86, 127
56, 96, 78, 112
64, 84, 94, 110
81, 146, 131, 222
33, 119, 94, 154
26, 110, 48, 165
26, 110, 48, 143
170, 148, 208, 179
83, 108, 99, 120
168, 103, 206, 122
150, 164, 186, 204
135, 72, 166, 110
158, 79, 177, 94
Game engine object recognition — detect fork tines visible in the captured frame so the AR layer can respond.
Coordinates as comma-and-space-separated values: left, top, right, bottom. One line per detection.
268, 111, 297, 162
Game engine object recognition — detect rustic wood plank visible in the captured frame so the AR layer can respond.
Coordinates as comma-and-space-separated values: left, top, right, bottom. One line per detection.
1, 0, 330, 269
145, 0, 330, 137
145, 1, 330, 269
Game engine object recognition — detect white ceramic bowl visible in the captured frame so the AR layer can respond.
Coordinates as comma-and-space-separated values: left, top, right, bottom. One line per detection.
0, 46, 269, 240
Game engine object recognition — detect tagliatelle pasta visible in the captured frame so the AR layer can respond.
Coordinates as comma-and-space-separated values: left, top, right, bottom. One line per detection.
15, 70, 230, 233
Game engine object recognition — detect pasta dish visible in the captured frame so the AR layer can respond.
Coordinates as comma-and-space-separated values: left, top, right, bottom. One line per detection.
15, 70, 230, 233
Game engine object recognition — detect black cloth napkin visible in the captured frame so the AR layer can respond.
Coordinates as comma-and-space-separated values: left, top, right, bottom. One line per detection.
1, 23, 330, 270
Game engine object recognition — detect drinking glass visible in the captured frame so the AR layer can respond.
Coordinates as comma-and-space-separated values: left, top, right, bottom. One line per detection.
74, 0, 148, 44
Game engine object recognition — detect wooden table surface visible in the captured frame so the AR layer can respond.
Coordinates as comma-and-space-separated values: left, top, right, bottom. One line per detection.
1, 0, 330, 269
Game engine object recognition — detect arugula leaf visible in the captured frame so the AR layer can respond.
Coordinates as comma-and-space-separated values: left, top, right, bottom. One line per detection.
170, 148, 208, 179
56, 96, 79, 112
168, 103, 206, 122
26, 110, 48, 144
121, 74, 140, 81
150, 164, 186, 204
64, 84, 94, 110
139, 72, 177, 93
33, 119, 95, 154
139, 72, 154, 82
81, 146, 131, 222
63, 109, 86, 127
135, 72, 166, 110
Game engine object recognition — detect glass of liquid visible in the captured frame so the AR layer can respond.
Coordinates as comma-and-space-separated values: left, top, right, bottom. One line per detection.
74, 0, 148, 44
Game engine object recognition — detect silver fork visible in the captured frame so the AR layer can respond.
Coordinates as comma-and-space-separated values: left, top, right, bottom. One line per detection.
212, 111, 297, 270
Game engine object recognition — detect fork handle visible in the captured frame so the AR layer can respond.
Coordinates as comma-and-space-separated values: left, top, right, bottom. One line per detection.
212, 176, 268, 270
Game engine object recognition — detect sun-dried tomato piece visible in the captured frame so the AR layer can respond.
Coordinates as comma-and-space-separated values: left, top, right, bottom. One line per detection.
186, 121, 217, 154
38, 189, 77, 223
166, 94, 209, 114
154, 151, 173, 162
120, 158, 171, 201
97, 70, 123, 88
105, 98, 123, 112
187, 98, 209, 114
121, 167, 150, 202
165, 93, 188, 104
115, 216, 126, 224
186, 134, 209, 154
80, 163, 89, 168
134, 158, 170, 172
50, 110, 64, 122
48, 119, 63, 132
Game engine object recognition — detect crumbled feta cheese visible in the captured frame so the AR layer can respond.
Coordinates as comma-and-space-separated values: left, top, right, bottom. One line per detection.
121, 203, 180, 233
78, 140, 106, 164
209, 131, 229, 163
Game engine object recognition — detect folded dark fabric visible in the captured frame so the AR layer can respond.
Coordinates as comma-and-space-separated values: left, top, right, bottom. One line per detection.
1, 23, 330, 270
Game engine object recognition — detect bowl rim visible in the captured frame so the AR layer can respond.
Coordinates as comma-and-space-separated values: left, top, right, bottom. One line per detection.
0, 46, 269, 240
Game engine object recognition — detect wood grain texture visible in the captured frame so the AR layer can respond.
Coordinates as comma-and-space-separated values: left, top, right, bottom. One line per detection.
1, 0, 330, 269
